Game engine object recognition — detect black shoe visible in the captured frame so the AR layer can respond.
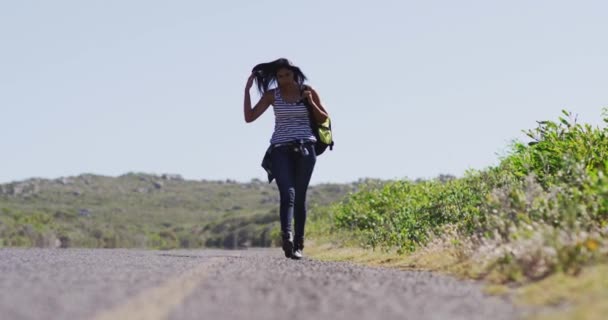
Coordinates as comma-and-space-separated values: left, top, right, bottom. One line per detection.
292, 237, 304, 260
282, 232, 294, 258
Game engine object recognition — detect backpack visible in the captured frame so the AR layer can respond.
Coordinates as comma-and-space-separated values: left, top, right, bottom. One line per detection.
301, 85, 334, 156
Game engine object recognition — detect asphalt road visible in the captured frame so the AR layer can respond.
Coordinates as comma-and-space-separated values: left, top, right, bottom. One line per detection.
0, 248, 520, 320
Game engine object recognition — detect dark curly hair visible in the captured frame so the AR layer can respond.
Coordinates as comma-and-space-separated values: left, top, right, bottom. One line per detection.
251, 58, 307, 95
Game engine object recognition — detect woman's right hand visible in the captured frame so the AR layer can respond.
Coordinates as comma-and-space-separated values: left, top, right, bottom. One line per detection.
245, 73, 255, 91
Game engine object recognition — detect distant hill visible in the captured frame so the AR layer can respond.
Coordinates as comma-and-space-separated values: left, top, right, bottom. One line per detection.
0, 173, 382, 249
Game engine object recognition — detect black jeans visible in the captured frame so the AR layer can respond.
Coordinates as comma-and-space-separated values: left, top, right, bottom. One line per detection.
270, 142, 316, 240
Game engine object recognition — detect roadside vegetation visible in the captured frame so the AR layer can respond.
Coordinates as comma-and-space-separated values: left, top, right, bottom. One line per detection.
307, 109, 608, 319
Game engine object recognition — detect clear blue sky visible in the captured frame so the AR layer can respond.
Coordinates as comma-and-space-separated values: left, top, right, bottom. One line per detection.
1, 0, 607, 185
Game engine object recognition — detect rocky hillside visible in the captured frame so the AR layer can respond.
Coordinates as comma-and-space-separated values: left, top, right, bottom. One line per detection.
0, 173, 379, 249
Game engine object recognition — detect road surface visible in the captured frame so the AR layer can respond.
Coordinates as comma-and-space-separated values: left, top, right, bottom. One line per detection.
0, 248, 520, 320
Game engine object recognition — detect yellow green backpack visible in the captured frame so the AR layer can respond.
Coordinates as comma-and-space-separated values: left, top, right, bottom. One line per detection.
301, 86, 334, 156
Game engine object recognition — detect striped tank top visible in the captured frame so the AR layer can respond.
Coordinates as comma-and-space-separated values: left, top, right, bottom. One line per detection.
269, 87, 317, 144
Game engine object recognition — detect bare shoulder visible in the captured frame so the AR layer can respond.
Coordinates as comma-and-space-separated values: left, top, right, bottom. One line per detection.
304, 85, 320, 95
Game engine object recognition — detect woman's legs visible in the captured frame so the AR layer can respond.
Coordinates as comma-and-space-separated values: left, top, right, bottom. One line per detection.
271, 144, 316, 258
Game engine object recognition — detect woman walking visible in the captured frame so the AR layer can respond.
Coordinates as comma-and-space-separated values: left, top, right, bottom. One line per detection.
243, 58, 329, 259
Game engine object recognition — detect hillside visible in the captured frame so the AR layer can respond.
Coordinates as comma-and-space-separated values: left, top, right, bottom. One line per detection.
0, 173, 372, 249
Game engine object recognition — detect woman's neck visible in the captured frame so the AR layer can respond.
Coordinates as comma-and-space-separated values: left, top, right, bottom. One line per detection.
279, 82, 298, 92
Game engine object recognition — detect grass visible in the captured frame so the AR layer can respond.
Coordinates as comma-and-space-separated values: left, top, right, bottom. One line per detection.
518, 265, 608, 320
306, 237, 608, 319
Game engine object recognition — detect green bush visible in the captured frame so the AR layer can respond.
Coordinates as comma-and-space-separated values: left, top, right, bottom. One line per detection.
502, 109, 608, 187
328, 109, 608, 270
